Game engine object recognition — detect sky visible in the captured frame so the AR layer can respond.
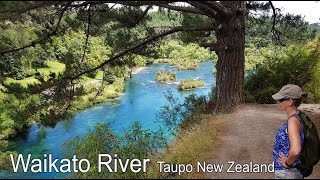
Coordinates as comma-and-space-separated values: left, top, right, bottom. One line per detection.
271, 1, 320, 24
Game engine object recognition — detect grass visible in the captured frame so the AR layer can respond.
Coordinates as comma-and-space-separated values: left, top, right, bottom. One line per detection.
4, 77, 41, 88
81, 71, 104, 83
36, 61, 65, 76
2, 61, 100, 88
147, 114, 226, 179
4, 61, 65, 87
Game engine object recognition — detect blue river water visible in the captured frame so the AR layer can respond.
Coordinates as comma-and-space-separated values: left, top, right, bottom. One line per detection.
0, 61, 215, 179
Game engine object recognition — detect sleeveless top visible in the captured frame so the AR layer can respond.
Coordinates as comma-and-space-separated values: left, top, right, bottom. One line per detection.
273, 112, 305, 170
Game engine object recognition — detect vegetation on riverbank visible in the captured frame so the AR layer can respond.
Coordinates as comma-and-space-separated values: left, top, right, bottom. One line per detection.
149, 114, 225, 179
154, 41, 214, 71
62, 121, 167, 179
178, 79, 204, 91
156, 68, 176, 82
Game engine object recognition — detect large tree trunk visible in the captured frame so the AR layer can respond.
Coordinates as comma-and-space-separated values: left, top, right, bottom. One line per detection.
214, 1, 246, 113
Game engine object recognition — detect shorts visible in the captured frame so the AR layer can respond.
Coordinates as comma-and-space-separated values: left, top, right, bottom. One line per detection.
275, 168, 304, 179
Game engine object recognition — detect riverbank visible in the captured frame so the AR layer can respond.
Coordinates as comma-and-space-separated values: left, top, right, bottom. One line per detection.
148, 113, 226, 179
0, 78, 125, 169
132, 67, 147, 75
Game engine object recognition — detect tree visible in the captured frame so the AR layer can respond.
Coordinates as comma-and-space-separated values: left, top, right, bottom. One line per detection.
0, 1, 309, 113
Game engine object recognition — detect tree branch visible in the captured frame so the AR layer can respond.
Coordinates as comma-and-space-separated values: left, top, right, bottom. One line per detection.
198, 1, 231, 16
81, 3, 92, 63
199, 42, 217, 51
131, 5, 152, 27
269, 1, 284, 45
269, 1, 276, 33
187, 1, 217, 18
158, 4, 209, 16
0, 1, 56, 14
106, 1, 177, 6
65, 25, 215, 80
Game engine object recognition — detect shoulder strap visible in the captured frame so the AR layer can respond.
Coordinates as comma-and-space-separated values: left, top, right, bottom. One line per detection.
287, 111, 304, 131
288, 112, 299, 119
287, 112, 301, 122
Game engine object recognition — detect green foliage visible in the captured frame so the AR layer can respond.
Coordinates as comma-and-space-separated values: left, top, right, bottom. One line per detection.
245, 37, 320, 103
156, 87, 216, 134
0, 92, 43, 152
245, 12, 317, 48
53, 31, 111, 78
147, 9, 183, 27
103, 8, 158, 58
156, 68, 176, 82
3, 61, 65, 88
179, 12, 214, 44
176, 61, 198, 71
304, 36, 320, 102
178, 79, 204, 91
156, 90, 182, 133
0, 21, 56, 79
155, 40, 212, 70
131, 55, 149, 67
62, 121, 167, 179
171, 42, 211, 62
112, 54, 150, 77
157, 40, 182, 58
0, 151, 17, 170
245, 47, 272, 72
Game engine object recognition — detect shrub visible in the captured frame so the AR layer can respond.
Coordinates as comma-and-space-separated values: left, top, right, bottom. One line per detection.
244, 40, 320, 103
155, 40, 213, 71
156, 69, 176, 82
156, 87, 216, 133
178, 79, 204, 91
61, 121, 167, 179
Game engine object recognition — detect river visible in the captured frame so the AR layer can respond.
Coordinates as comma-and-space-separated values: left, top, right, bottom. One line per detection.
0, 61, 215, 179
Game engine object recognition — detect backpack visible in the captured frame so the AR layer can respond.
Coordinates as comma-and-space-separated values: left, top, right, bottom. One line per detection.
292, 111, 320, 177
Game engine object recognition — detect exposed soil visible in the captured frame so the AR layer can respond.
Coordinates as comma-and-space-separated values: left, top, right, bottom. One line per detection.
205, 103, 320, 179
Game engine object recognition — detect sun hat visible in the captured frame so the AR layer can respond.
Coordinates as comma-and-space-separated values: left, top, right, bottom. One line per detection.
272, 84, 305, 100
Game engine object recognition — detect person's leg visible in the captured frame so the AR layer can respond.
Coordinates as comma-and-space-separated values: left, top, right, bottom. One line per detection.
275, 170, 286, 179
275, 169, 303, 179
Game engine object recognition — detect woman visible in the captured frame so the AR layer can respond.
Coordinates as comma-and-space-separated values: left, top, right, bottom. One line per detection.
272, 84, 307, 179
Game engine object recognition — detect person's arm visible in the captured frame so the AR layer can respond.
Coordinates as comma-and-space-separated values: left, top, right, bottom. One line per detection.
278, 116, 302, 168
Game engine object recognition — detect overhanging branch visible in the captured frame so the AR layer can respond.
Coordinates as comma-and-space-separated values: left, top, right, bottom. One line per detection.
269, 1, 277, 34
158, 4, 209, 16
187, 1, 217, 18
198, 1, 231, 16
0, 1, 57, 15
106, 1, 177, 6
269, 1, 283, 45
81, 3, 92, 63
199, 42, 217, 51
131, 5, 152, 27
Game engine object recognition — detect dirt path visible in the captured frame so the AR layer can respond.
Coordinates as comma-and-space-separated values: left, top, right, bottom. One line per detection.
205, 103, 320, 179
